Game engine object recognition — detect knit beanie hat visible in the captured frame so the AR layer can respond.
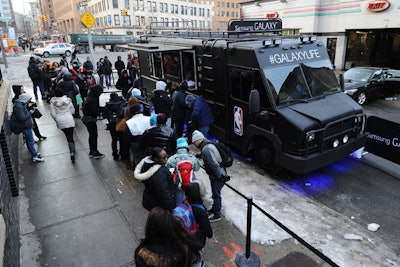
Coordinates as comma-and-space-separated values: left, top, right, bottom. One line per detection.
149, 114, 158, 126
191, 130, 205, 144
131, 88, 141, 97
18, 93, 32, 103
176, 137, 189, 149
155, 81, 167, 91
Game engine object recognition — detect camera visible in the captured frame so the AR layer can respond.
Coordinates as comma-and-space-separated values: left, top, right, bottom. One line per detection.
27, 101, 37, 111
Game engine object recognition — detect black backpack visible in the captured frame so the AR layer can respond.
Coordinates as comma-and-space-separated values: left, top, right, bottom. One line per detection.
211, 140, 233, 168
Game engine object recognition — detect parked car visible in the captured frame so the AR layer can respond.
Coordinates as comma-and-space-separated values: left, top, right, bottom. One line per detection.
342, 67, 386, 105
33, 43, 74, 58
383, 69, 400, 97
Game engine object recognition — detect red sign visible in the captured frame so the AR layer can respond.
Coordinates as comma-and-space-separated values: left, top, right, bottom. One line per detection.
366, 1, 390, 12
266, 12, 279, 19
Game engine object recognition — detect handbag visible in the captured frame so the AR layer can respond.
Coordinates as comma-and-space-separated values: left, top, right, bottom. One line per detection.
32, 108, 43, 119
81, 115, 97, 125
76, 94, 83, 105
115, 117, 127, 132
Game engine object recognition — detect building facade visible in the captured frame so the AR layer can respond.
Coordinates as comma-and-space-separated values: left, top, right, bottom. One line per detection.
241, 0, 400, 70
212, 0, 241, 31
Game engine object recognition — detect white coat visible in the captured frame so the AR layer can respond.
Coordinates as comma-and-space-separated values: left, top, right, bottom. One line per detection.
50, 95, 75, 129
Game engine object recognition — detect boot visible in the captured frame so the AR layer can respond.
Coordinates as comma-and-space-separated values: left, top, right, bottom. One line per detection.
68, 142, 76, 162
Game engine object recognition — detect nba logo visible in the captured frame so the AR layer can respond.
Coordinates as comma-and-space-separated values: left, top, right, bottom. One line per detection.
234, 106, 243, 136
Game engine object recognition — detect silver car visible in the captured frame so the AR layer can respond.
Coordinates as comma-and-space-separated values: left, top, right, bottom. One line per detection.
34, 43, 75, 58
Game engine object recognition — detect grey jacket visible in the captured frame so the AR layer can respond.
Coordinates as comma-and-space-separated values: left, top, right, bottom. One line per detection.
13, 101, 33, 130
199, 140, 227, 179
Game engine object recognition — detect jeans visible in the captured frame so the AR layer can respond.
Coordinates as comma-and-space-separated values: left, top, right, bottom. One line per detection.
210, 178, 224, 217
62, 127, 75, 155
110, 129, 123, 157
32, 80, 46, 98
105, 74, 112, 86
23, 128, 38, 157
99, 74, 105, 87
84, 120, 98, 154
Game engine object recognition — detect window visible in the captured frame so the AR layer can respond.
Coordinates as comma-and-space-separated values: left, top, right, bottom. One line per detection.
230, 69, 267, 106
171, 4, 174, 13
207, 9, 210, 17
114, 15, 120, 25
165, 18, 168, 26
221, 11, 225, 17
181, 5, 185, 15
125, 0, 130, 8
227, 2, 230, 7
163, 52, 181, 78
112, 0, 118, 8
226, 11, 229, 17
134, 0, 139, 10
152, 2, 157, 12
193, 7, 196, 16
160, 2, 163, 12
139, 0, 144, 11
125, 15, 131, 26
164, 3, 168, 12
221, 2, 225, 7
135, 16, 140, 25
147, 1, 152, 11
217, 2, 220, 7
216, 11, 220, 16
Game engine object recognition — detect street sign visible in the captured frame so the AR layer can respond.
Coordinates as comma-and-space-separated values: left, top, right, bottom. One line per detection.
80, 11, 96, 29
79, 1, 88, 7
24, 17, 33, 22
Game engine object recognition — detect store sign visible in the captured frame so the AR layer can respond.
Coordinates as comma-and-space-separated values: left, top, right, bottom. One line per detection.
228, 19, 282, 32
266, 12, 279, 19
366, 0, 390, 12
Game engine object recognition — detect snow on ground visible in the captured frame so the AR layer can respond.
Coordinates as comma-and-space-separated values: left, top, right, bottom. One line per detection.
195, 160, 399, 267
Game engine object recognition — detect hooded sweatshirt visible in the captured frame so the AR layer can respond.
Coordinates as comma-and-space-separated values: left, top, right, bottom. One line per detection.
134, 156, 176, 211
50, 95, 75, 129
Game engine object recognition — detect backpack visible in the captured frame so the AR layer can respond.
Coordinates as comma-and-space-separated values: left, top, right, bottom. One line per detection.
9, 113, 22, 135
172, 200, 198, 236
211, 140, 233, 168
173, 157, 194, 191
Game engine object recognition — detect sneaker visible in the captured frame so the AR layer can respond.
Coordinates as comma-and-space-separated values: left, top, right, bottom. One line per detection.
70, 155, 75, 162
37, 152, 41, 157
92, 152, 105, 159
89, 151, 95, 158
39, 136, 47, 141
207, 208, 214, 214
33, 156, 45, 162
208, 215, 221, 222
113, 155, 120, 161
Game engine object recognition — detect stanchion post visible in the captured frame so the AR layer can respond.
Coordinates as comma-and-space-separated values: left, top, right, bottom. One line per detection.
235, 196, 260, 267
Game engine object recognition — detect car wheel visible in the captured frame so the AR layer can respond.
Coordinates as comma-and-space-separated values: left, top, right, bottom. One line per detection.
356, 92, 367, 105
43, 52, 50, 58
254, 139, 276, 171
65, 50, 71, 57
78, 46, 86, 54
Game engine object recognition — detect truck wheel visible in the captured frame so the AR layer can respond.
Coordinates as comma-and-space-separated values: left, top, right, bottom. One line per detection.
65, 50, 71, 57
43, 52, 50, 58
255, 140, 276, 171
356, 92, 367, 105
85, 46, 90, 53
78, 46, 86, 54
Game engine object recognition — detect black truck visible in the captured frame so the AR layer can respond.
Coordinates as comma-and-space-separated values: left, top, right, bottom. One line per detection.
130, 20, 367, 174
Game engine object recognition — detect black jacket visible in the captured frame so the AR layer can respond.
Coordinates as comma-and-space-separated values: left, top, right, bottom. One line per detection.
27, 60, 43, 82
151, 90, 173, 117
104, 98, 125, 130
172, 89, 187, 120
114, 60, 125, 72
185, 182, 213, 248
140, 125, 176, 155
115, 76, 133, 99
57, 76, 79, 104
134, 157, 176, 211
83, 90, 103, 117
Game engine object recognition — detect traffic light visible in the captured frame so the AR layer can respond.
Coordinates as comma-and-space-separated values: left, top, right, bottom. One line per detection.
40, 15, 47, 22
121, 8, 128, 16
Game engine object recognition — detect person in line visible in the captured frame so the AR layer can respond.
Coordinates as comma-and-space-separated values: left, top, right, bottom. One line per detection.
115, 70, 133, 99
59, 55, 69, 69
191, 130, 227, 222
135, 207, 202, 267
185, 182, 213, 248
27, 56, 46, 100
82, 84, 105, 159
70, 52, 82, 67
83, 57, 94, 72
50, 89, 76, 162
191, 95, 214, 138
134, 147, 176, 211
140, 113, 176, 156
127, 53, 138, 79
151, 80, 173, 127
12, 85, 47, 142
57, 72, 81, 118
129, 88, 150, 116
96, 58, 105, 88
104, 93, 125, 160
124, 104, 150, 165
166, 137, 200, 205
13, 93, 44, 162
114, 56, 125, 78
171, 82, 188, 137
103, 56, 113, 87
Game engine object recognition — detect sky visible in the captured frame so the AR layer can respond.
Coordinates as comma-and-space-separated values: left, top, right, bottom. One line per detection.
193, 158, 399, 267
11, 0, 34, 15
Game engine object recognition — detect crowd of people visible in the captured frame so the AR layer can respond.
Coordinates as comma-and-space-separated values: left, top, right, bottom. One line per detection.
12, 51, 229, 266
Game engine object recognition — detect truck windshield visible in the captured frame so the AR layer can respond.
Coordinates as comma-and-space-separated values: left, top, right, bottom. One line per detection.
263, 60, 341, 106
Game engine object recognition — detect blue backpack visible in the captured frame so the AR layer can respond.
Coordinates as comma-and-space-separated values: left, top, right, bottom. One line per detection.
172, 200, 198, 236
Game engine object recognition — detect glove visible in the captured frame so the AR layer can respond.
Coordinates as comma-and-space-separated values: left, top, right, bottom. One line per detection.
220, 175, 230, 182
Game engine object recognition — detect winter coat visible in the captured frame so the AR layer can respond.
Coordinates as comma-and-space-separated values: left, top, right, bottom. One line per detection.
114, 60, 125, 72
135, 244, 194, 267
13, 101, 33, 129
199, 139, 227, 180
57, 76, 79, 105
83, 61, 94, 71
185, 182, 213, 248
104, 98, 125, 130
83, 90, 103, 117
103, 60, 112, 75
134, 156, 176, 211
166, 148, 200, 175
151, 90, 173, 117
171, 89, 187, 120
140, 125, 177, 155
115, 76, 133, 99
96, 61, 104, 75
191, 96, 214, 128
27, 60, 43, 82
50, 95, 75, 129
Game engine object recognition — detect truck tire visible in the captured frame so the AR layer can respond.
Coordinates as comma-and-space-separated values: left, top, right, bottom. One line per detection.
255, 139, 276, 171
85, 46, 90, 53
77, 46, 86, 54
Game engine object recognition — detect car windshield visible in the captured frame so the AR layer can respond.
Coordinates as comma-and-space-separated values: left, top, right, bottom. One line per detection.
343, 68, 373, 82
263, 60, 341, 106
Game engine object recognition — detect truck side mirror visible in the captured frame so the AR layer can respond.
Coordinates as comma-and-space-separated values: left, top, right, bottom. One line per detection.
249, 90, 260, 114
339, 73, 344, 91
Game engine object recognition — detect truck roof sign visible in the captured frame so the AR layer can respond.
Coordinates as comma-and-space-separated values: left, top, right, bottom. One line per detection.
228, 19, 282, 32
